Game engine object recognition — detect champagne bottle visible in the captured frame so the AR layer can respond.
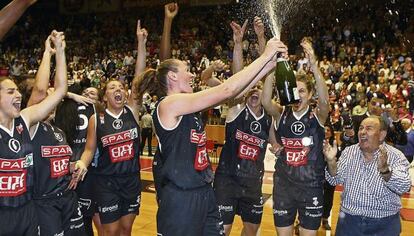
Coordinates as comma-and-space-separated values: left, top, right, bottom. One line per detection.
275, 57, 299, 105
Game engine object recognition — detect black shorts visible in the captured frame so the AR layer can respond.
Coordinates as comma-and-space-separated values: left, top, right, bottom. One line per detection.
34, 191, 86, 236
76, 173, 98, 217
273, 175, 323, 230
213, 175, 263, 225
93, 174, 141, 224
157, 183, 224, 236
0, 201, 38, 236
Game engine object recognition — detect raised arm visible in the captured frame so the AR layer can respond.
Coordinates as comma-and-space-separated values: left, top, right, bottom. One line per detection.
21, 30, 67, 126
261, 74, 283, 122
159, 2, 178, 61
27, 35, 54, 107
159, 38, 287, 127
231, 20, 247, 74
134, 20, 147, 77
302, 38, 329, 124
0, 0, 37, 40
128, 20, 148, 122
253, 16, 266, 55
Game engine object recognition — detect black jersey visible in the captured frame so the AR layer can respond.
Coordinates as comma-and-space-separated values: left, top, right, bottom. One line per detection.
92, 106, 140, 176
152, 102, 214, 189
31, 122, 72, 198
0, 116, 33, 207
275, 106, 325, 187
216, 105, 271, 179
71, 104, 95, 162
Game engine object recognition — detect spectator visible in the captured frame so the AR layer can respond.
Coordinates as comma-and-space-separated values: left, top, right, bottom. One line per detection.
324, 116, 411, 236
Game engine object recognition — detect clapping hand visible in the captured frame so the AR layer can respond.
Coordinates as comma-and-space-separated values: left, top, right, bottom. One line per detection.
323, 140, 337, 162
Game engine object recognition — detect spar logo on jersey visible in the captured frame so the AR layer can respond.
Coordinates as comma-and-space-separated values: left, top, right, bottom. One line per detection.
190, 129, 207, 144
0, 170, 27, 197
0, 157, 27, 171
281, 138, 310, 166
190, 129, 209, 171
8, 139, 21, 153
235, 130, 265, 148
235, 130, 265, 161
41, 145, 73, 178
41, 145, 73, 158
291, 121, 305, 136
101, 128, 138, 147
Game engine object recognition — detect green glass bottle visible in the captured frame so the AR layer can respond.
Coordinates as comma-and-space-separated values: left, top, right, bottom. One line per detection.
275, 58, 299, 105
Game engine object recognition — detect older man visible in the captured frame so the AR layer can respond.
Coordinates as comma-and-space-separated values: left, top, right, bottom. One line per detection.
352, 97, 407, 146
323, 116, 411, 236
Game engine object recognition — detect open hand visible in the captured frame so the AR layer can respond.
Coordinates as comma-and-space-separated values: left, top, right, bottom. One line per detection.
230, 20, 248, 44
301, 37, 316, 65
377, 145, 389, 172
253, 16, 264, 38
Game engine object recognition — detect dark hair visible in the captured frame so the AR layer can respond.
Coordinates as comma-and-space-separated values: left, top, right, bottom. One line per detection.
135, 59, 179, 101
54, 99, 80, 146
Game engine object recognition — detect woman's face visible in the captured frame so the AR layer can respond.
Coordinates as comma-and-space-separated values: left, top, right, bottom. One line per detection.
104, 80, 126, 110
175, 60, 195, 93
246, 88, 262, 109
82, 87, 99, 102
292, 81, 312, 112
0, 79, 22, 119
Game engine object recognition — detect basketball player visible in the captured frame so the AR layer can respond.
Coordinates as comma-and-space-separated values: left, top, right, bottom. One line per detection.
262, 38, 329, 236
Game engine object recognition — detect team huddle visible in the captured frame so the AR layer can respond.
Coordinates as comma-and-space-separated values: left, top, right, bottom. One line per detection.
0, 1, 412, 236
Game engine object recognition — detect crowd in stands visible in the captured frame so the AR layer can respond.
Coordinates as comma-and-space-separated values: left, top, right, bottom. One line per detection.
1, 1, 413, 129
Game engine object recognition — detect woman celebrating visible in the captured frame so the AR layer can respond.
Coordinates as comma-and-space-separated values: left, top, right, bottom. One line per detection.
211, 18, 275, 236
71, 20, 147, 236
262, 38, 329, 236
137, 37, 287, 235
0, 30, 68, 235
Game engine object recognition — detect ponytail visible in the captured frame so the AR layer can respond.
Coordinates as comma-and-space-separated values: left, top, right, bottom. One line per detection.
135, 59, 179, 100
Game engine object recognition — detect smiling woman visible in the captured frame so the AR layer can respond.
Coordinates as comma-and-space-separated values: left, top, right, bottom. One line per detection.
0, 30, 68, 235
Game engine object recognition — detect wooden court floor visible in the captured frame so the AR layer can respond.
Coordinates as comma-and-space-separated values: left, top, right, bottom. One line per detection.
96, 157, 414, 236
